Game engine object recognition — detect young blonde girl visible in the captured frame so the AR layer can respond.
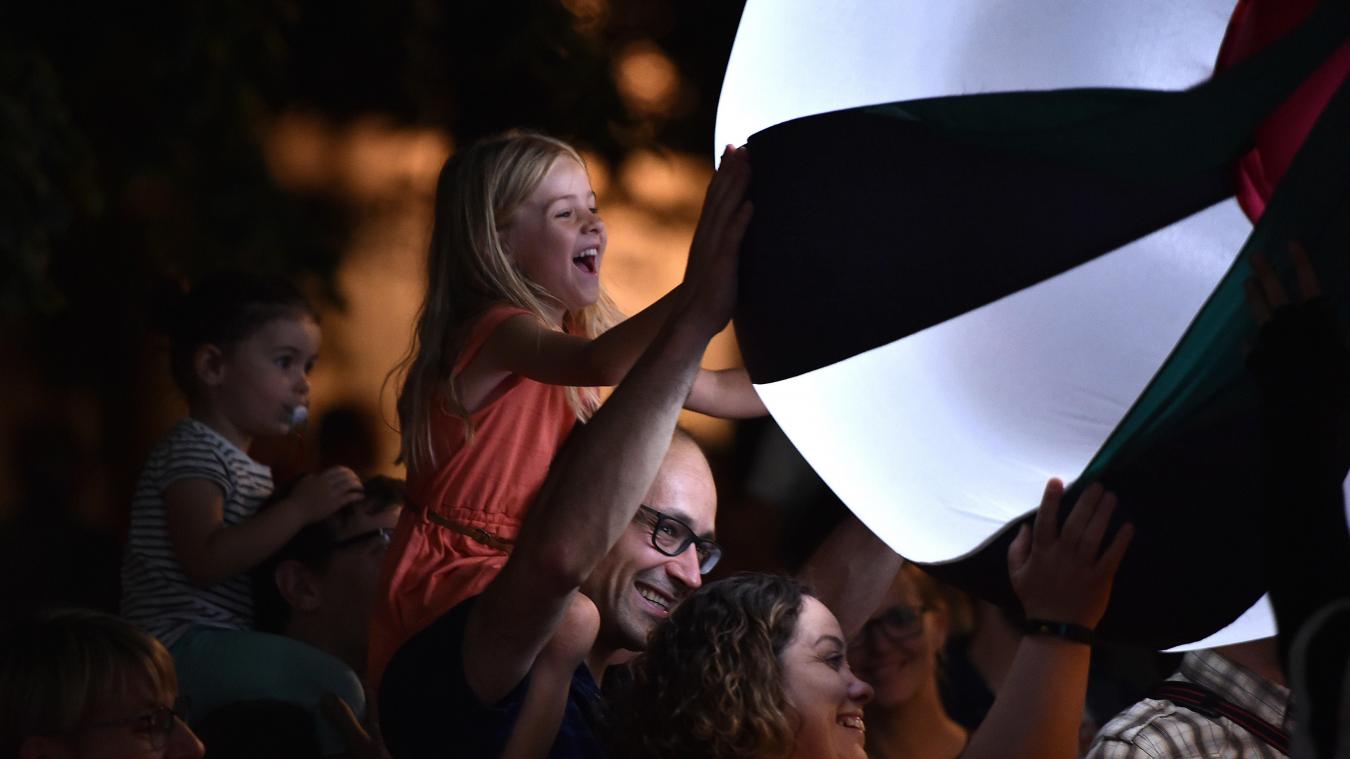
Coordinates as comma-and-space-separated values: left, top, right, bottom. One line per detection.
121, 272, 367, 750
370, 132, 764, 688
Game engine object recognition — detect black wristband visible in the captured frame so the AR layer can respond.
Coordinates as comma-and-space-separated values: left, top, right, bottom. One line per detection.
1023, 618, 1094, 645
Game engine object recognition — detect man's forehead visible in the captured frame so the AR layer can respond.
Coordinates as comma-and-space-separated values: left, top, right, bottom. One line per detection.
645, 446, 717, 534
333, 501, 402, 540
647, 503, 714, 538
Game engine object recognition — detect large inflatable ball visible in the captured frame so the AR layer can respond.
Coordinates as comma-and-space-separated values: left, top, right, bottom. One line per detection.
719, 0, 1350, 649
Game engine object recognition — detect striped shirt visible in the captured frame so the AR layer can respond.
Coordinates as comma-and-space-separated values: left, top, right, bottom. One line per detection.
1087, 650, 1290, 759
121, 418, 274, 646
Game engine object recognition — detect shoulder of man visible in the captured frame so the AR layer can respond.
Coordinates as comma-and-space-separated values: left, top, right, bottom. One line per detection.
1086, 694, 1229, 759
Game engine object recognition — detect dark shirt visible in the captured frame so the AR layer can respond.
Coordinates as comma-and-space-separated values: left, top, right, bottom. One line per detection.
939, 640, 995, 732
380, 596, 608, 758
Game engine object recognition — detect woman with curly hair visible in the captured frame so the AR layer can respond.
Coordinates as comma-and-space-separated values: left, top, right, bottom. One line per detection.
617, 573, 866, 758
617, 478, 1134, 759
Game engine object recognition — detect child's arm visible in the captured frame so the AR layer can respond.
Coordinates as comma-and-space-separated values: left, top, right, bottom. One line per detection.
465, 287, 682, 393
460, 148, 767, 420
468, 312, 766, 419
499, 594, 600, 759
166, 466, 363, 586
686, 367, 767, 418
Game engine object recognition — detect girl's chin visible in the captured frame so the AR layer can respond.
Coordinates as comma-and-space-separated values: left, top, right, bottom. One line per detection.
563, 294, 601, 314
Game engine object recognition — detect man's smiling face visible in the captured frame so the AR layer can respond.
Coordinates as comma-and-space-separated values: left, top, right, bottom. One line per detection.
580, 435, 717, 655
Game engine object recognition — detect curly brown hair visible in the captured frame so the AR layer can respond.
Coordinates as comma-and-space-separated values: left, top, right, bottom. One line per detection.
613, 573, 809, 758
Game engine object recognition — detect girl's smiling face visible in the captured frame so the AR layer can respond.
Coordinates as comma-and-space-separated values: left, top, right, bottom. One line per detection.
779, 596, 874, 759
503, 157, 606, 323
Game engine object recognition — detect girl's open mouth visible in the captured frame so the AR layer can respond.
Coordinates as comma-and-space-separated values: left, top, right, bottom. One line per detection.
572, 248, 599, 274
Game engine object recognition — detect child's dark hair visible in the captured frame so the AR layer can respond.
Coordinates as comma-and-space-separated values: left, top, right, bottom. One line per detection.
251, 476, 406, 633
162, 271, 316, 397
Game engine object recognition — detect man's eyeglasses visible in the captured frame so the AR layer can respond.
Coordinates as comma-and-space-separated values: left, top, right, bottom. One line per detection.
79, 702, 188, 749
636, 505, 722, 574
852, 604, 930, 647
331, 527, 394, 551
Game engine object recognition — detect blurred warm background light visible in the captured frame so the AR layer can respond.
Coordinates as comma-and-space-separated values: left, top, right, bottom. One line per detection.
265, 112, 452, 201
562, 0, 609, 29
0, 0, 765, 586
615, 41, 682, 118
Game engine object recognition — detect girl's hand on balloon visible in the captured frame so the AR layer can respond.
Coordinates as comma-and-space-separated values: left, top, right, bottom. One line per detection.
680, 145, 753, 337
1008, 479, 1134, 630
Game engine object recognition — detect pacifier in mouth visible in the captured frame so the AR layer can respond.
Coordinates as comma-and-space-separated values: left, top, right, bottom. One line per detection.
287, 405, 309, 430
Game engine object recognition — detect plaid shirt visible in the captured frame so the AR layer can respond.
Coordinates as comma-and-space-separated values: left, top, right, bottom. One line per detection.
1086, 650, 1291, 759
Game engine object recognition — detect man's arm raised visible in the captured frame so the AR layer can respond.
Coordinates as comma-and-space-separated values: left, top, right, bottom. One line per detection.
462, 147, 752, 704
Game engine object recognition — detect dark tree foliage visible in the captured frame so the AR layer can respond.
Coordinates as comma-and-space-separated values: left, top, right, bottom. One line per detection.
0, 0, 744, 519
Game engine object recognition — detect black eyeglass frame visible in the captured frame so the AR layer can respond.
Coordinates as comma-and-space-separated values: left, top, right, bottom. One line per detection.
330, 526, 394, 551
636, 505, 722, 574
853, 603, 932, 647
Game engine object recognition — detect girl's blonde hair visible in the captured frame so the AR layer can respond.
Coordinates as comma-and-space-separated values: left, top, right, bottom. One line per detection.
391, 130, 619, 471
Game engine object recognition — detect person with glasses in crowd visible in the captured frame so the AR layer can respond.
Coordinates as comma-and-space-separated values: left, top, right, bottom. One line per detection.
850, 564, 970, 759
615, 479, 1134, 759
206, 475, 406, 758
375, 142, 766, 758
369, 132, 766, 702
377, 141, 898, 758
380, 428, 728, 758
1, 608, 205, 759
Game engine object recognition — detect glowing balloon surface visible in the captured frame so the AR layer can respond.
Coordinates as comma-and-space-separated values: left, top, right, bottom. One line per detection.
718, 0, 1350, 649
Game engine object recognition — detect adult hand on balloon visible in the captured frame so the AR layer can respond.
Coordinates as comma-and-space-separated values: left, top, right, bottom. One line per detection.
1008, 479, 1134, 630
680, 145, 753, 338
1245, 242, 1349, 410
1244, 241, 1323, 324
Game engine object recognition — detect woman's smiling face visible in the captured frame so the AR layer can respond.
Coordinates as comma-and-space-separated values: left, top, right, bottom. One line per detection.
778, 596, 874, 759
848, 570, 946, 709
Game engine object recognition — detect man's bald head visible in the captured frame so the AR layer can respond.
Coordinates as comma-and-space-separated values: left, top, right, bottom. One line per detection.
581, 430, 718, 657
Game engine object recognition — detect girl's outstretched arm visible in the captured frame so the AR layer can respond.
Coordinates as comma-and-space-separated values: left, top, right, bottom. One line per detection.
962, 479, 1134, 759
458, 148, 766, 419
463, 287, 683, 402
166, 467, 363, 586
687, 367, 767, 418
468, 310, 766, 419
